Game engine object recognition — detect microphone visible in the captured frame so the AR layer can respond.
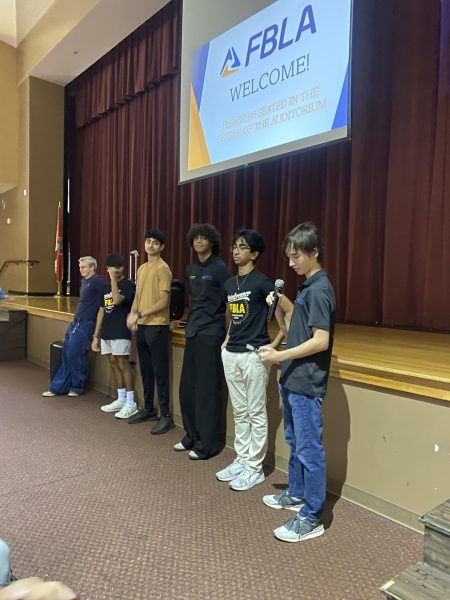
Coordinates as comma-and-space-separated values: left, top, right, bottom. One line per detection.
267, 279, 284, 322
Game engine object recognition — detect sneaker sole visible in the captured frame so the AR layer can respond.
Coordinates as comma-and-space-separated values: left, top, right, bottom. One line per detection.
274, 525, 325, 543
115, 410, 138, 419
101, 407, 121, 413
262, 497, 303, 511
229, 475, 265, 491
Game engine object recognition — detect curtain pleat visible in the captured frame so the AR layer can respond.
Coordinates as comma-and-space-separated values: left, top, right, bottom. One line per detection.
69, 0, 450, 331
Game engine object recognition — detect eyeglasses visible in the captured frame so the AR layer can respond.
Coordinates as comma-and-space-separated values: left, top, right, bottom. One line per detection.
231, 244, 251, 253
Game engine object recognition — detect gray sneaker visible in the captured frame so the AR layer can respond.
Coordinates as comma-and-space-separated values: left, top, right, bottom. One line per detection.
274, 515, 324, 543
216, 459, 245, 482
263, 489, 305, 511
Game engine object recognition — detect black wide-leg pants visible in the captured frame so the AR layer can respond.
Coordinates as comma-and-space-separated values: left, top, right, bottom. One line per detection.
179, 334, 226, 458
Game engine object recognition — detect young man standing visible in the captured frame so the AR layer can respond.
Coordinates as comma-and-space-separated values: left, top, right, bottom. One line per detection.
259, 222, 335, 542
42, 256, 105, 397
92, 254, 136, 419
126, 230, 174, 435
175, 224, 232, 460
216, 229, 283, 491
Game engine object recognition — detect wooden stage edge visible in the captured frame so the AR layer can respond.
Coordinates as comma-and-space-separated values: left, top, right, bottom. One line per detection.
2, 295, 450, 403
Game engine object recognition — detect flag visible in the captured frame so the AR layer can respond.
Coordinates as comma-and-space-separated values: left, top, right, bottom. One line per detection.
55, 202, 63, 283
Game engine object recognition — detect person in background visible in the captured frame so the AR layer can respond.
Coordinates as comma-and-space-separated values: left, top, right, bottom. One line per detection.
126, 230, 174, 435
92, 253, 136, 419
0, 539, 12, 587
174, 224, 232, 460
42, 257, 105, 398
259, 222, 335, 543
0, 577, 78, 599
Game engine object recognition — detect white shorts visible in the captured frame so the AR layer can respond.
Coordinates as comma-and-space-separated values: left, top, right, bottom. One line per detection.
100, 339, 131, 356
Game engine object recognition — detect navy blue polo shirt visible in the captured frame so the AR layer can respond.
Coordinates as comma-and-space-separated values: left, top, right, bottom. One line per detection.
74, 274, 106, 322
185, 255, 232, 339
280, 270, 336, 398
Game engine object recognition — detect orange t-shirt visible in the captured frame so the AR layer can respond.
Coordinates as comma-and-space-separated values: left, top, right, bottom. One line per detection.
135, 258, 172, 325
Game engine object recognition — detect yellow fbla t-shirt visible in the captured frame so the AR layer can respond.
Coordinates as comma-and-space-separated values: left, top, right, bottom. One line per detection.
136, 258, 172, 325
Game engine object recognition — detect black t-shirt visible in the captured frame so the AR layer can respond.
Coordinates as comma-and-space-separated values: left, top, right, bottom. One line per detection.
225, 269, 274, 352
100, 278, 135, 340
185, 255, 232, 339
75, 274, 106, 322
280, 270, 336, 397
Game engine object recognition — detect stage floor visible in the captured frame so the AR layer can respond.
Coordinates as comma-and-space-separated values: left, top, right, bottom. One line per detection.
1, 295, 449, 402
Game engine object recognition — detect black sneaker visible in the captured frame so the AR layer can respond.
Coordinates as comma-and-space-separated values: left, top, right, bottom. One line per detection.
151, 415, 175, 435
127, 408, 157, 424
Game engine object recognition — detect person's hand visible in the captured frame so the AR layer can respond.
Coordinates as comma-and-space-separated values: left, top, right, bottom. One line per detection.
126, 312, 138, 331
106, 266, 118, 281
259, 345, 280, 365
91, 336, 100, 352
265, 291, 275, 307
0, 577, 78, 600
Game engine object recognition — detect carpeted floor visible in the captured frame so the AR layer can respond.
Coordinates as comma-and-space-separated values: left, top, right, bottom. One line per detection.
0, 360, 422, 599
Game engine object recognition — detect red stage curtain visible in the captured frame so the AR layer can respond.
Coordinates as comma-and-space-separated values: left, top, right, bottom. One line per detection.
68, 0, 450, 331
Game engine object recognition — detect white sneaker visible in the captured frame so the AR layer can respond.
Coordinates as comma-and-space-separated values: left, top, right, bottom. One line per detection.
216, 459, 246, 482
101, 399, 124, 413
173, 442, 188, 452
115, 403, 138, 419
229, 467, 265, 491
42, 390, 56, 397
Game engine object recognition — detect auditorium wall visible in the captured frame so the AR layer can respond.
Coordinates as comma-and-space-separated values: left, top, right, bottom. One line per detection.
0, 76, 63, 294
0, 41, 18, 192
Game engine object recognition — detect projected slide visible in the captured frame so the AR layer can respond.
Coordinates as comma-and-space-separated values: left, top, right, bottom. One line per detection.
181, 0, 352, 182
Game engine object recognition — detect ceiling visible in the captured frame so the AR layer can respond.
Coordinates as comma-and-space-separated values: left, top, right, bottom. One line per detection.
0, 0, 170, 85
0, 0, 56, 47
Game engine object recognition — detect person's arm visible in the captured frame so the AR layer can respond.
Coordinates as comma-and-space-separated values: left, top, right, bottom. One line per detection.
266, 292, 293, 337
267, 327, 285, 349
91, 307, 104, 352
221, 307, 232, 350
108, 269, 124, 305
127, 273, 141, 330
259, 327, 329, 364
136, 289, 170, 318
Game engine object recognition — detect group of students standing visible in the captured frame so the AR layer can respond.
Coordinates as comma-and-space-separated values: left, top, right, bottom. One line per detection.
42, 221, 335, 543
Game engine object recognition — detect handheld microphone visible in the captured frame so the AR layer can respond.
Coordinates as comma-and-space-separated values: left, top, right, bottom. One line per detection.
267, 279, 284, 322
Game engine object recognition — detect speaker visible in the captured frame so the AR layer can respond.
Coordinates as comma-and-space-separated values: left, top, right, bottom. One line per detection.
170, 279, 185, 320
50, 340, 64, 380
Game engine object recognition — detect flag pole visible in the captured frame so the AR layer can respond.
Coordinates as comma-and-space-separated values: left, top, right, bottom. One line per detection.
54, 201, 64, 296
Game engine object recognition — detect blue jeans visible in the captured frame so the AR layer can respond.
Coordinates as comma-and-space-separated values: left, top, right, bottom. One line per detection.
280, 386, 326, 522
0, 539, 10, 586
50, 319, 95, 395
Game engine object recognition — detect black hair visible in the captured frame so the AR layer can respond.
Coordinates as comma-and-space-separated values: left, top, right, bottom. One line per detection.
232, 228, 265, 259
105, 253, 124, 267
283, 222, 323, 260
187, 223, 221, 255
144, 229, 165, 245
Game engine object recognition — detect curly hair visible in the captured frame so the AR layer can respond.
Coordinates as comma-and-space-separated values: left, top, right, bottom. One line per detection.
187, 223, 221, 255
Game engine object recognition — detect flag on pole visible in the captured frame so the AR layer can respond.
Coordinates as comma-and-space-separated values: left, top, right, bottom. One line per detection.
55, 202, 63, 284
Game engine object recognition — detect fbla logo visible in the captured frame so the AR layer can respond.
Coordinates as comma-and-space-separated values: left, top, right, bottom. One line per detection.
220, 47, 241, 78
297, 294, 304, 306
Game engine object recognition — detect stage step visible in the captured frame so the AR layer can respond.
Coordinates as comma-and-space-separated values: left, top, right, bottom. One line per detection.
420, 499, 450, 577
380, 500, 450, 600
380, 563, 450, 600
